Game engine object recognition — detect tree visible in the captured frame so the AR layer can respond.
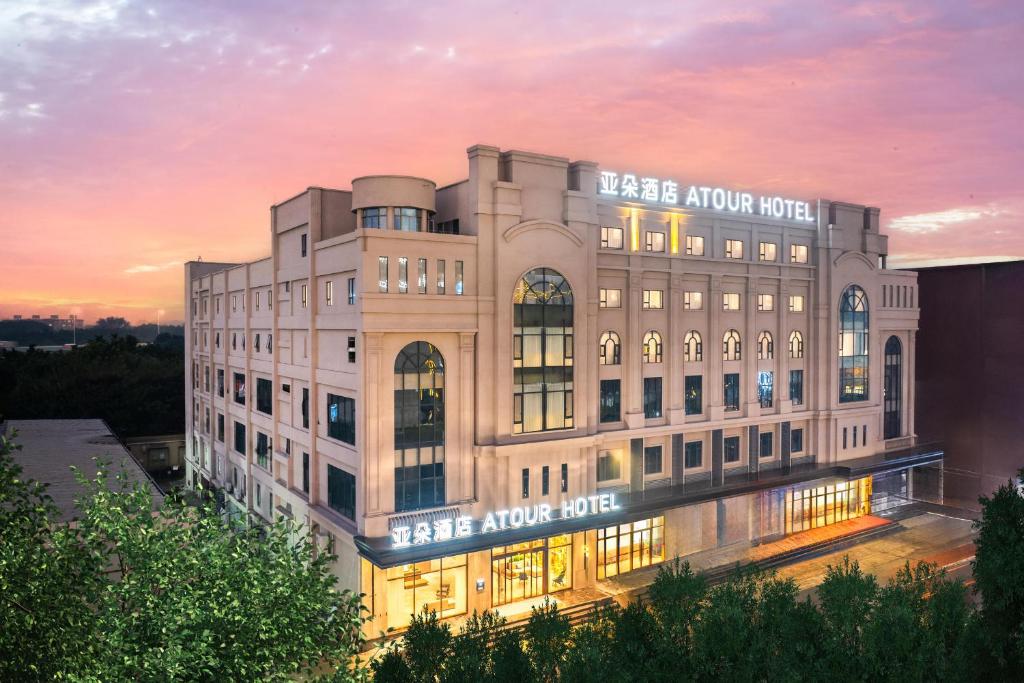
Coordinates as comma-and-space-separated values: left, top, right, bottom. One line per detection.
525, 598, 571, 682
95, 316, 131, 330
0, 432, 369, 681
970, 469, 1024, 677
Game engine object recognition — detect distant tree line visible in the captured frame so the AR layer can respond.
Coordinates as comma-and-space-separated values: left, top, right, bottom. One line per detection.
373, 476, 1024, 683
0, 316, 184, 347
0, 335, 184, 437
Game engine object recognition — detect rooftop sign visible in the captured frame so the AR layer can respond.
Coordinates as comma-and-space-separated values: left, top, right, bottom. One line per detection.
390, 493, 622, 549
598, 171, 815, 223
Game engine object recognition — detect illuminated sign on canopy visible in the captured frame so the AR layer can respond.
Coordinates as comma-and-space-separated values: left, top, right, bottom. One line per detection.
598, 171, 815, 223
390, 493, 622, 549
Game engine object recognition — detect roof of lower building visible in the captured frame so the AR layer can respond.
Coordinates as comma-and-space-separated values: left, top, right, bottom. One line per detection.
3, 419, 164, 522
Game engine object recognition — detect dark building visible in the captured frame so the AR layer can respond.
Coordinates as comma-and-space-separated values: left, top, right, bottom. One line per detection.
914, 260, 1024, 504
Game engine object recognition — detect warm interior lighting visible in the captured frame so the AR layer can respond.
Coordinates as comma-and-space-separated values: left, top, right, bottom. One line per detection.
669, 214, 680, 254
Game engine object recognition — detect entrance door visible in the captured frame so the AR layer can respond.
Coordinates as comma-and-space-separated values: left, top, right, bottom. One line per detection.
492, 541, 546, 606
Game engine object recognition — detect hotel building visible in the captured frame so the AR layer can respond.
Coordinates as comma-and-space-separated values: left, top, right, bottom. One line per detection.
184, 144, 939, 632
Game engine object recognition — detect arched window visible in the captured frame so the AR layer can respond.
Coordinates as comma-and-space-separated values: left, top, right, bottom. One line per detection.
723, 329, 741, 361
757, 331, 774, 360
684, 331, 703, 362
642, 331, 663, 363
394, 342, 445, 511
789, 330, 804, 359
513, 268, 574, 434
839, 285, 869, 402
884, 336, 902, 439
599, 331, 621, 366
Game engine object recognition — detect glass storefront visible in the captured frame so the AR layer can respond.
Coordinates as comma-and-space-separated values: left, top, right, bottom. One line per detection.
491, 534, 573, 606
596, 516, 665, 580
784, 478, 872, 534
384, 554, 467, 630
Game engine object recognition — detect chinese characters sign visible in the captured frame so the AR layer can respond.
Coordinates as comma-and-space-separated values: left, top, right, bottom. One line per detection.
599, 171, 815, 223
390, 493, 622, 549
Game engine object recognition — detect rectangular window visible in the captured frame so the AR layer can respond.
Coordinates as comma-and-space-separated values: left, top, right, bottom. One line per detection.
760, 432, 773, 458
645, 231, 665, 252
302, 452, 310, 494
685, 234, 705, 256
378, 256, 388, 293
684, 375, 702, 415
233, 372, 246, 405
256, 377, 273, 415
853, 425, 858, 446
217, 369, 224, 397
326, 280, 334, 306
601, 226, 623, 249
759, 241, 777, 262
327, 394, 356, 445
684, 441, 703, 469
863, 424, 867, 446
437, 260, 446, 294
542, 466, 550, 495
394, 207, 418, 231
790, 369, 804, 406
789, 295, 804, 312
643, 377, 663, 419
683, 291, 703, 310
790, 244, 808, 264
725, 239, 744, 259
327, 464, 356, 520
455, 261, 464, 295
417, 258, 427, 294
300, 233, 308, 257
724, 436, 740, 463
255, 431, 270, 469
843, 427, 848, 449
600, 379, 621, 423
642, 290, 663, 309
301, 284, 308, 308
362, 207, 386, 229
233, 421, 245, 454
599, 288, 622, 308
644, 446, 663, 475
521, 468, 530, 498
216, 413, 224, 442
758, 371, 774, 408
398, 257, 408, 294
254, 291, 260, 310
347, 336, 356, 363
791, 429, 804, 453
724, 373, 740, 411
560, 463, 568, 493
302, 388, 309, 429
597, 451, 621, 482
757, 294, 775, 311
723, 292, 741, 311
231, 294, 237, 312
596, 516, 665, 579
347, 277, 356, 304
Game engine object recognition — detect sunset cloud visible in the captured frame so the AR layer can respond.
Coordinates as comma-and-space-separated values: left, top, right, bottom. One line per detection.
1, 0, 1022, 322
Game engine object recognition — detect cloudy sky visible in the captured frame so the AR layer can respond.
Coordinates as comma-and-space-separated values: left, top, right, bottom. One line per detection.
1, 0, 1021, 322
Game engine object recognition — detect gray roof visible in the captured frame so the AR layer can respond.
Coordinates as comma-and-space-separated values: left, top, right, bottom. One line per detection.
4, 419, 164, 522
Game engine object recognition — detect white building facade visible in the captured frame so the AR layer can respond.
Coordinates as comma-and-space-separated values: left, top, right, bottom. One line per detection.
185, 145, 935, 632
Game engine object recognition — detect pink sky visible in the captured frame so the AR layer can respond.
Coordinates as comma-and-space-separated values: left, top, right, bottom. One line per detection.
1, 0, 1022, 323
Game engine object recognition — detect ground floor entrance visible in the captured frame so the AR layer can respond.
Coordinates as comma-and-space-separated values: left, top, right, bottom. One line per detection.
491, 533, 573, 606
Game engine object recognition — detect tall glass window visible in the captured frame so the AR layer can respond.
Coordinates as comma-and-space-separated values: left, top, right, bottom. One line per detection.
839, 285, 869, 402
394, 207, 419, 231
599, 331, 621, 365
513, 268, 574, 434
684, 375, 702, 415
600, 379, 621, 423
724, 373, 740, 411
643, 377, 662, 419
757, 331, 774, 360
723, 329, 742, 361
789, 330, 804, 358
642, 331, 663, 363
394, 342, 445, 512
684, 331, 702, 362
790, 369, 804, 406
884, 335, 902, 439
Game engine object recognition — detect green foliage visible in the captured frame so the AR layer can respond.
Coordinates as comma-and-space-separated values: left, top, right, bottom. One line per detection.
970, 469, 1024, 677
0, 432, 369, 682
0, 335, 184, 437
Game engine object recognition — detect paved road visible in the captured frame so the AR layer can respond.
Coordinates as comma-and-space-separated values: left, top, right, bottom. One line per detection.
780, 510, 977, 600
